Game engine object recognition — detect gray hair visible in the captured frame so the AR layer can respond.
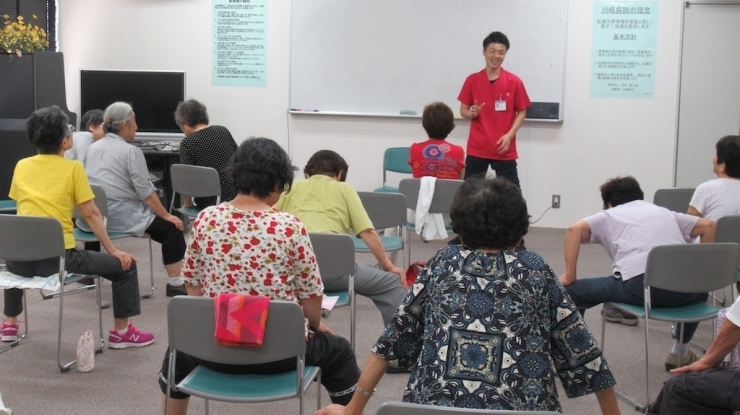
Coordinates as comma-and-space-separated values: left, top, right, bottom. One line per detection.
103, 102, 134, 134
174, 99, 209, 127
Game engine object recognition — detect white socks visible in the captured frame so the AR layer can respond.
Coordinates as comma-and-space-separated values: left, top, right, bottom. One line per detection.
168, 277, 183, 286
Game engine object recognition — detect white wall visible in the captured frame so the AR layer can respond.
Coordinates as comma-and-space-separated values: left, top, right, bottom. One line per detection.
60, 0, 684, 229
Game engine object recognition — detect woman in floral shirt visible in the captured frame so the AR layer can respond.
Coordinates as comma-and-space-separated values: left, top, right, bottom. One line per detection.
315, 177, 621, 415
159, 137, 360, 415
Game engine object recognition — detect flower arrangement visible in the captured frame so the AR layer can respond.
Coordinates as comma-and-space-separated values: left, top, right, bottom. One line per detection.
0, 14, 49, 56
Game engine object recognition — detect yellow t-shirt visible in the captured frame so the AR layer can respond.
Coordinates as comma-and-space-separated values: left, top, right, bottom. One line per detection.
9, 155, 95, 249
274, 174, 374, 236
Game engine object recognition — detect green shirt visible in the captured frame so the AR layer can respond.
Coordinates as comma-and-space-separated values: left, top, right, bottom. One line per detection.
275, 175, 374, 236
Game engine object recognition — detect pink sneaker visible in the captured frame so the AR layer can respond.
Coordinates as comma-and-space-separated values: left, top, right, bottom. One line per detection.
108, 323, 154, 349
1, 321, 19, 342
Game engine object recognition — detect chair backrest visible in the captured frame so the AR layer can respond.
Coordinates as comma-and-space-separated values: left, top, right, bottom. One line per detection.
645, 243, 740, 293
398, 178, 464, 213
170, 164, 221, 199
0, 215, 65, 261
73, 184, 108, 219
308, 233, 355, 279
653, 188, 695, 213
357, 192, 406, 229
716, 215, 740, 244
167, 296, 306, 365
383, 147, 412, 175
375, 402, 561, 415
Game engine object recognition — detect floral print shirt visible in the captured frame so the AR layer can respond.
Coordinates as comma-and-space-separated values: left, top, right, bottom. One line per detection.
373, 246, 616, 412
182, 204, 323, 335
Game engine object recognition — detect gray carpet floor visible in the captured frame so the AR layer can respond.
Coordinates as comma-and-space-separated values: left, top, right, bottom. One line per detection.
0, 228, 721, 414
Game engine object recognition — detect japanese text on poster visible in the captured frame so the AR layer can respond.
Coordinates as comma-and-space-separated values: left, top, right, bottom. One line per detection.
212, 0, 268, 87
591, 2, 658, 98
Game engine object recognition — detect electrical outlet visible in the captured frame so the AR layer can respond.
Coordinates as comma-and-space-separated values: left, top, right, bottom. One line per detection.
552, 194, 561, 209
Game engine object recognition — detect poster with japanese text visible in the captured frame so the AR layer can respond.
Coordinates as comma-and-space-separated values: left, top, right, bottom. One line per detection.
212, 0, 268, 87
590, 1, 658, 98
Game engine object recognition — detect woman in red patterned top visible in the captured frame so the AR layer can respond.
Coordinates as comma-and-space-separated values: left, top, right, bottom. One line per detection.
159, 137, 360, 415
408, 102, 466, 180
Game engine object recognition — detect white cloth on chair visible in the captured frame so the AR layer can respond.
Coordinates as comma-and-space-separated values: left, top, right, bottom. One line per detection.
0, 271, 61, 291
414, 177, 448, 241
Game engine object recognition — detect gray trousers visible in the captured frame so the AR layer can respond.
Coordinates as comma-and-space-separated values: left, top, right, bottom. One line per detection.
4, 248, 141, 319
322, 263, 407, 326
647, 367, 740, 415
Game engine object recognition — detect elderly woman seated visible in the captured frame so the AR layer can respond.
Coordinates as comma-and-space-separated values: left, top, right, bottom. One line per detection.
315, 177, 621, 415
159, 137, 360, 415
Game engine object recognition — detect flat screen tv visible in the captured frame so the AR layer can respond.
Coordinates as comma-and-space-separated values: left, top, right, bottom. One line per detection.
80, 70, 186, 134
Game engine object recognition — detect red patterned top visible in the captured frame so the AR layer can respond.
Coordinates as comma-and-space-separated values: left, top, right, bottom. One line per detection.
182, 204, 323, 333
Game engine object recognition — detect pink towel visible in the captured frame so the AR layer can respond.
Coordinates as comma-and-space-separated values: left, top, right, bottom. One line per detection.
214, 294, 269, 347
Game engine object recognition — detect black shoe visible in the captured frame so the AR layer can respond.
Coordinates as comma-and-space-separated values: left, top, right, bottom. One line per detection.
166, 283, 187, 297
76, 276, 97, 286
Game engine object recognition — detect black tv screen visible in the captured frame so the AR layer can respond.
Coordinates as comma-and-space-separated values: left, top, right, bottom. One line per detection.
80, 70, 185, 134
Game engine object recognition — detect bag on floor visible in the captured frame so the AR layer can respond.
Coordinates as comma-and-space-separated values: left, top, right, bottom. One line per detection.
76, 329, 95, 372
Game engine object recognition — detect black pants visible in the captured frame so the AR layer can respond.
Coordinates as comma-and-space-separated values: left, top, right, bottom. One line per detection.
647, 367, 740, 415
4, 248, 141, 319
159, 330, 360, 404
84, 216, 185, 266
464, 155, 519, 187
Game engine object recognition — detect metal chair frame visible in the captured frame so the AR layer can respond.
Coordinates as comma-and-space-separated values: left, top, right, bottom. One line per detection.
0, 215, 104, 372
309, 233, 357, 350
355, 191, 408, 272
67, 184, 154, 301
169, 164, 222, 218
164, 297, 321, 415
600, 243, 740, 412
374, 147, 412, 193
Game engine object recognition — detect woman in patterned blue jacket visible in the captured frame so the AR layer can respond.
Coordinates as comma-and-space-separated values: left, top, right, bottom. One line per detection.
314, 177, 621, 415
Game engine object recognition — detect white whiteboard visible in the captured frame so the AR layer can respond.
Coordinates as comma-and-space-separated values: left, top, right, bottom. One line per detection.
290, 0, 568, 118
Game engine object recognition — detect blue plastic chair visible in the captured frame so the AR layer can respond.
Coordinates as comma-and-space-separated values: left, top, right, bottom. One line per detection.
164, 297, 322, 415
374, 147, 412, 193
354, 192, 407, 272
0, 200, 17, 212
169, 164, 221, 218
601, 243, 740, 411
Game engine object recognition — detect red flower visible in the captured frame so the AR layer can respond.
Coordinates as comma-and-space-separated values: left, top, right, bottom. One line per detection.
267, 227, 276, 234
222, 243, 232, 254
284, 227, 294, 237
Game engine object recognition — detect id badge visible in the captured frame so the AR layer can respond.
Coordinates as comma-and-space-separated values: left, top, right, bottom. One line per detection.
495, 99, 507, 112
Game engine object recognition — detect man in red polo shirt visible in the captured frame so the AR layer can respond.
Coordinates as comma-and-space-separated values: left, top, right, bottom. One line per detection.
458, 31, 531, 186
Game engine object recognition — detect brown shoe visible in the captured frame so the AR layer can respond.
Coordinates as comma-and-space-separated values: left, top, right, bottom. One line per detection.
665, 349, 698, 371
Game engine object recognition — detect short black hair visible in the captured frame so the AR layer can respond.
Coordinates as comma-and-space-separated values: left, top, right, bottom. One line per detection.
450, 177, 529, 249
227, 137, 295, 198
303, 150, 349, 182
174, 99, 209, 127
422, 102, 455, 139
599, 176, 644, 209
716, 135, 740, 179
26, 106, 70, 155
81, 109, 104, 132
483, 31, 510, 50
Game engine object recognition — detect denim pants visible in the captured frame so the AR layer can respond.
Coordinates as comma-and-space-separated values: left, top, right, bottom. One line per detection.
647, 367, 740, 415
464, 155, 519, 187
4, 248, 141, 319
564, 274, 708, 342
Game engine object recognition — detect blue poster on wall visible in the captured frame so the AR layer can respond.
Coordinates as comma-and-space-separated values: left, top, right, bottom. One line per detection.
590, 1, 659, 98
212, 0, 268, 87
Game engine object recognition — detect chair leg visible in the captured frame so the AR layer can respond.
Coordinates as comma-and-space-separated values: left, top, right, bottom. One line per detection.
316, 371, 322, 410
57, 273, 77, 373
142, 236, 154, 299
349, 274, 356, 352
204, 399, 209, 415
95, 276, 105, 353
642, 314, 650, 412
0, 291, 28, 354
